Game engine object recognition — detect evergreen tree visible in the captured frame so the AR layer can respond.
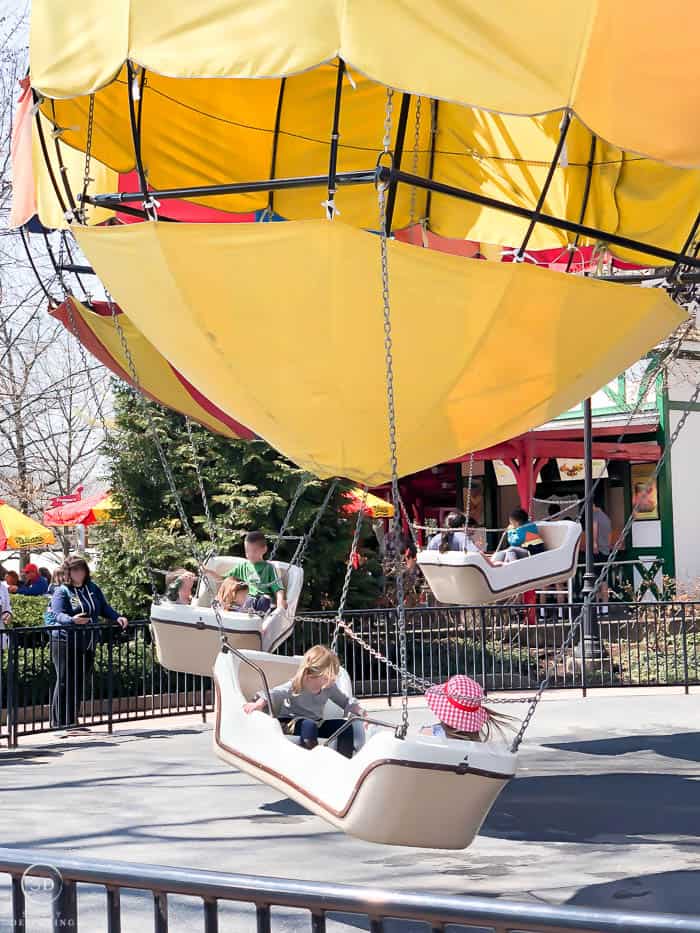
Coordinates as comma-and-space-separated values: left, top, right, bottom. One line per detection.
96, 385, 382, 617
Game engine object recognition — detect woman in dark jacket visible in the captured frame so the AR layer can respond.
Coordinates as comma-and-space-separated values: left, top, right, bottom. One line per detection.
46, 555, 128, 733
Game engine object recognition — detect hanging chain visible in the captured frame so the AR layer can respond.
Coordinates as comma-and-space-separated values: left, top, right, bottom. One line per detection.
509, 361, 700, 753
291, 479, 339, 566
408, 96, 422, 226
377, 85, 410, 739
184, 416, 219, 553
63, 299, 161, 600
270, 473, 309, 560
462, 451, 475, 552
78, 95, 95, 224
330, 486, 368, 652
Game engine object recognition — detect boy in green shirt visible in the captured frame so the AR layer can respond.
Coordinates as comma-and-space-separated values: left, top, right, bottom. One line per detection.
206, 531, 286, 614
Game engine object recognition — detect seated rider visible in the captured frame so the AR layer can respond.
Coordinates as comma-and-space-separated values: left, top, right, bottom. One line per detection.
427, 511, 480, 553
216, 577, 250, 612
420, 674, 516, 742
164, 568, 197, 604
205, 530, 286, 614
490, 508, 545, 565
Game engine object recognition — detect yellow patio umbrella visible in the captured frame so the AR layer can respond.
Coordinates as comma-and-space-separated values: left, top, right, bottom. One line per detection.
0, 500, 56, 550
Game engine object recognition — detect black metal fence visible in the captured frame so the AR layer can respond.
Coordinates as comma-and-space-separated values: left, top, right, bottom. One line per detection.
282, 601, 700, 698
3, 845, 700, 932
0, 621, 209, 746
3, 602, 700, 745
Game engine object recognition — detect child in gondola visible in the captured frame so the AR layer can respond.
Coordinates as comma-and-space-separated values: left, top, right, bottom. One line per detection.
216, 577, 249, 612
243, 645, 367, 759
420, 674, 517, 742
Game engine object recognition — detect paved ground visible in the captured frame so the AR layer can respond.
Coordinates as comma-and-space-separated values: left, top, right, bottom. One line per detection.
2, 688, 700, 930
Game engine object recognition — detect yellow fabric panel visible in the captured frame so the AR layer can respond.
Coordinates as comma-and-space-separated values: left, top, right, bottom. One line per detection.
130, 0, 340, 79
74, 220, 684, 485
67, 298, 241, 439
429, 110, 621, 250
30, 0, 700, 165
573, 0, 700, 168
609, 157, 700, 266
343, 0, 588, 115
31, 112, 117, 229
30, 0, 129, 100
43, 69, 698, 261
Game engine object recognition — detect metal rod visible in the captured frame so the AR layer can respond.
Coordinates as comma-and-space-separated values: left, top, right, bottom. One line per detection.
106, 885, 121, 933
516, 111, 571, 259
53, 878, 79, 932
203, 897, 219, 933
384, 92, 411, 235
581, 397, 598, 650
424, 99, 439, 228
19, 226, 57, 303
566, 134, 597, 273
127, 62, 150, 208
267, 77, 287, 214
385, 167, 700, 269
51, 101, 78, 212
33, 91, 69, 217
59, 263, 95, 276
669, 209, 700, 283
88, 169, 379, 206
326, 60, 345, 216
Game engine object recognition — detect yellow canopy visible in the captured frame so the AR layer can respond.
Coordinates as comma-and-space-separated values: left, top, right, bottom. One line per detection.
0, 500, 56, 550
28, 48, 700, 264
74, 220, 685, 485
30, 0, 700, 166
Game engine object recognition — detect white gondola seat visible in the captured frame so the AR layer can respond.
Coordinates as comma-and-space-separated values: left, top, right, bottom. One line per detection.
417, 520, 582, 605
150, 557, 303, 676
213, 648, 517, 849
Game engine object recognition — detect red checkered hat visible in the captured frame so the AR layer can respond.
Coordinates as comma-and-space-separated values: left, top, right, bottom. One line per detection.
425, 675, 488, 734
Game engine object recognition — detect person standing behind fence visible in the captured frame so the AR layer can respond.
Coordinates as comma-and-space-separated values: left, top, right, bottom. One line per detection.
0, 566, 11, 649
592, 498, 612, 608
45, 556, 128, 736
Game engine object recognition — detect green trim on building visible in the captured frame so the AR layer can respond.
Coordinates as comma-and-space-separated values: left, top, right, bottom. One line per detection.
656, 374, 676, 578
667, 400, 700, 413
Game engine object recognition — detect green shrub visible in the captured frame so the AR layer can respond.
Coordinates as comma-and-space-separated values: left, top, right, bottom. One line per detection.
7, 595, 47, 628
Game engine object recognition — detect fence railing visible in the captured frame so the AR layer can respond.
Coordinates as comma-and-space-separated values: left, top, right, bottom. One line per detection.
285, 602, 700, 698
3, 602, 700, 745
2, 845, 700, 933
0, 621, 209, 746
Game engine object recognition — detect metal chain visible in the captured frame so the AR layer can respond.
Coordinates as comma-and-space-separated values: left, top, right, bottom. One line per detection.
462, 452, 475, 552
330, 486, 368, 652
78, 95, 95, 224
377, 85, 410, 739
62, 298, 161, 600
104, 293, 239, 645
408, 96, 422, 226
270, 473, 310, 560
509, 359, 700, 752
291, 479, 339, 566
184, 416, 219, 552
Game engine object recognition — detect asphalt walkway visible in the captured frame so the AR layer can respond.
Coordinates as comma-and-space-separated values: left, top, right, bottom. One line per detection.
2, 688, 700, 930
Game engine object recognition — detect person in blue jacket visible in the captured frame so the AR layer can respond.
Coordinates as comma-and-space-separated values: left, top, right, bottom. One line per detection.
9, 562, 49, 596
45, 555, 128, 733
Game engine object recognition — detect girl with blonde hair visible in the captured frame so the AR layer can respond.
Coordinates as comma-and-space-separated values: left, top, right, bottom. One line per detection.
216, 577, 249, 611
243, 645, 366, 758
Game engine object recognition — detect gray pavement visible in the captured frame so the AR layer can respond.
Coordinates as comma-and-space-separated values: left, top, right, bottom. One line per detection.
2, 689, 700, 930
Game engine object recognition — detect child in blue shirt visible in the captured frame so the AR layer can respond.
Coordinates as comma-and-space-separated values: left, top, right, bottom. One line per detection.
491, 508, 545, 565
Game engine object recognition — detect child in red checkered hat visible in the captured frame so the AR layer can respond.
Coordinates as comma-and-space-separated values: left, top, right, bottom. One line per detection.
421, 674, 517, 741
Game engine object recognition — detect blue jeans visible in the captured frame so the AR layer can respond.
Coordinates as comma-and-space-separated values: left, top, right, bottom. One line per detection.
243, 594, 271, 613
281, 718, 355, 758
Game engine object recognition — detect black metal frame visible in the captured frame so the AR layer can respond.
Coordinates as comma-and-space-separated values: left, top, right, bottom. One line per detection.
3, 845, 700, 932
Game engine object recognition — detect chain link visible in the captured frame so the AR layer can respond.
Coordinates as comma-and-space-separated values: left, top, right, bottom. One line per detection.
330, 486, 368, 653
184, 416, 219, 552
462, 452, 475, 552
408, 96, 422, 226
62, 298, 161, 601
291, 479, 339, 566
270, 473, 309, 561
377, 86, 410, 739
78, 95, 95, 224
